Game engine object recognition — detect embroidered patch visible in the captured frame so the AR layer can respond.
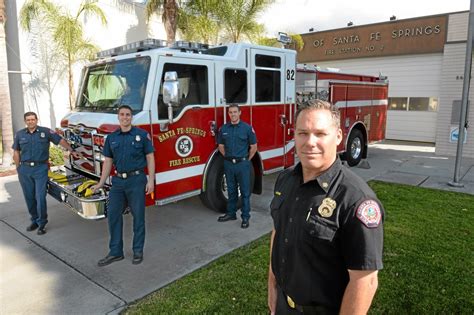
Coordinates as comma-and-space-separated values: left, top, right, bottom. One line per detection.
147, 133, 151, 140
356, 200, 381, 228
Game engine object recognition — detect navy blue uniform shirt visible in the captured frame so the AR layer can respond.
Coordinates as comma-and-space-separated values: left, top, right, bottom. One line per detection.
12, 126, 62, 162
103, 126, 154, 173
217, 121, 257, 158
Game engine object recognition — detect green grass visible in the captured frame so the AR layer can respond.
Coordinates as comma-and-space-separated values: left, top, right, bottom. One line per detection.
124, 181, 474, 315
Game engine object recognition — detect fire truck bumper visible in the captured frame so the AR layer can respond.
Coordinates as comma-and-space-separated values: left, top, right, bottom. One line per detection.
47, 168, 107, 220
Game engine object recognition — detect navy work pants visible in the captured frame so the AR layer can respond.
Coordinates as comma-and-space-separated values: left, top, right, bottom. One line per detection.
224, 159, 251, 220
107, 174, 147, 256
17, 163, 49, 227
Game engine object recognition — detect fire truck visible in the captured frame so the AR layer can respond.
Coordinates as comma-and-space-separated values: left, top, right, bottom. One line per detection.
47, 39, 388, 220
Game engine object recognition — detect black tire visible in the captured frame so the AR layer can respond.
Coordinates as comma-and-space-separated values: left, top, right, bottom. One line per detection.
345, 129, 365, 166
200, 156, 255, 212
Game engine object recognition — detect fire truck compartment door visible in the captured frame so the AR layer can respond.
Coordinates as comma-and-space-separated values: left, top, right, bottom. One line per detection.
250, 48, 292, 170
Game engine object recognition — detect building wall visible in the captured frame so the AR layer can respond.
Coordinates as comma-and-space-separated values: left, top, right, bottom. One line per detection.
300, 11, 473, 157
435, 12, 473, 157
7, 0, 166, 130
310, 53, 442, 142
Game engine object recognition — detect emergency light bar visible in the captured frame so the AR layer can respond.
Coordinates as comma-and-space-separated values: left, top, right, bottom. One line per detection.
172, 41, 210, 52
96, 38, 167, 58
96, 39, 211, 58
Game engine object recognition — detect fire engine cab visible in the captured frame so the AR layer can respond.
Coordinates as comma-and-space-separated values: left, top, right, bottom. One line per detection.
47, 39, 388, 220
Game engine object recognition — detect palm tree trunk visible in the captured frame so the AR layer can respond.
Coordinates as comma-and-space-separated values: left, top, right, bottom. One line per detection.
68, 53, 75, 109
0, 4, 14, 166
164, 0, 178, 44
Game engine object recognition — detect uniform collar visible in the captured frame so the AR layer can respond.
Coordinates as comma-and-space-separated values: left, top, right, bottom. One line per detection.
118, 126, 136, 135
229, 121, 241, 127
292, 158, 342, 193
26, 127, 39, 134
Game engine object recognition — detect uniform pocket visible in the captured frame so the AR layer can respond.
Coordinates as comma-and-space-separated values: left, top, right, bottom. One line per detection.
304, 215, 338, 242
270, 195, 285, 229
110, 142, 120, 155
132, 142, 144, 158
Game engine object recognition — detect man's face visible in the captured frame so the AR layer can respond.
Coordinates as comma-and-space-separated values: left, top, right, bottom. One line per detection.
24, 115, 38, 131
295, 109, 342, 176
228, 107, 241, 124
118, 108, 132, 128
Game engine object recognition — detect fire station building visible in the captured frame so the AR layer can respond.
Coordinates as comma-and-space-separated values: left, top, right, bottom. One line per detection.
298, 11, 473, 158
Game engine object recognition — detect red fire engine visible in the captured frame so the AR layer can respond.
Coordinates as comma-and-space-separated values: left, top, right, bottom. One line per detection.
47, 39, 388, 219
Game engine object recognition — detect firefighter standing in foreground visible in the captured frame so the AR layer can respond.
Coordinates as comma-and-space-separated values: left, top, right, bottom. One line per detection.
13, 112, 79, 235
268, 100, 384, 314
217, 104, 257, 228
91, 105, 155, 266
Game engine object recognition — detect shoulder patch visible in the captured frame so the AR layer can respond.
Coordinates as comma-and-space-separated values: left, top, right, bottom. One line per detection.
147, 133, 151, 140
356, 200, 381, 228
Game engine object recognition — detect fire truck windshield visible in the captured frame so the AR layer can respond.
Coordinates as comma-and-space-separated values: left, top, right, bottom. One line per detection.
77, 56, 151, 114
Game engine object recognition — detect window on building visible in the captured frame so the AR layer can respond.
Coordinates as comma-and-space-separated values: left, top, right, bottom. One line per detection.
388, 97, 408, 110
225, 69, 247, 103
388, 97, 438, 112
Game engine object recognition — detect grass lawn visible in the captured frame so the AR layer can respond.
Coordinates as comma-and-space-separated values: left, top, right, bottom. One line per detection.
124, 181, 474, 314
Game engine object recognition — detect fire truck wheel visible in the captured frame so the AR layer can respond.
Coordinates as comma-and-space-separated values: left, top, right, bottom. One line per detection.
200, 156, 255, 212
345, 129, 364, 166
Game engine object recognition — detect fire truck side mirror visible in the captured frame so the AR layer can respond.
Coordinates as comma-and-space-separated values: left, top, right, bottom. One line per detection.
163, 71, 180, 105
163, 71, 181, 123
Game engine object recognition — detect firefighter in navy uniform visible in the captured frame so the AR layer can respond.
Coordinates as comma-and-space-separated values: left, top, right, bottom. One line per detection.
268, 100, 384, 314
217, 104, 257, 228
91, 105, 155, 266
12, 112, 79, 235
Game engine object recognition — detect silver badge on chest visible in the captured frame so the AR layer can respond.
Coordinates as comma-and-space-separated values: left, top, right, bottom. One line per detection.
135, 135, 141, 142
40, 132, 45, 138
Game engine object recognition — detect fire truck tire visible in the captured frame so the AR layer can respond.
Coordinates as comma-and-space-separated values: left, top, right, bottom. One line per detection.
345, 129, 364, 166
200, 156, 255, 212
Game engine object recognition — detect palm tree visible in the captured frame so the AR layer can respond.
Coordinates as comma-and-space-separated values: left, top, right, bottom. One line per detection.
178, 0, 220, 44
20, 0, 107, 109
178, 0, 274, 45
217, 0, 274, 43
0, 0, 14, 166
145, 0, 180, 44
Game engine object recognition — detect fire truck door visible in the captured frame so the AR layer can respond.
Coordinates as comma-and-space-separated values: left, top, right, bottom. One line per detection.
153, 57, 216, 200
249, 48, 289, 171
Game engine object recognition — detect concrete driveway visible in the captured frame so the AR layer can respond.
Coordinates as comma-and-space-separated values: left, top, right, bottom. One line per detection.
1, 141, 473, 314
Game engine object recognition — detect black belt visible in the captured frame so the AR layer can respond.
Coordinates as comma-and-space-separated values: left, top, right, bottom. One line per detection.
115, 169, 143, 179
286, 294, 335, 314
20, 161, 48, 166
224, 157, 247, 164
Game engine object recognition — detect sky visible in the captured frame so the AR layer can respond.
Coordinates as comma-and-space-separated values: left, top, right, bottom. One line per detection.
259, 0, 471, 36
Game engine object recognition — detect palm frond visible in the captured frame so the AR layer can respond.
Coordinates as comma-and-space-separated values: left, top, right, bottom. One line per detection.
77, 0, 107, 25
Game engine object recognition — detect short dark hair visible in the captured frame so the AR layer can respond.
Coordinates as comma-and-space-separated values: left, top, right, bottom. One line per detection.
24, 112, 38, 120
118, 105, 133, 114
228, 104, 240, 111
295, 99, 340, 128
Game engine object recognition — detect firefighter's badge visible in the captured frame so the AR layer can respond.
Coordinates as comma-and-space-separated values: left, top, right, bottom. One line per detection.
40, 132, 46, 138
356, 200, 381, 228
136, 135, 141, 142
318, 197, 336, 218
